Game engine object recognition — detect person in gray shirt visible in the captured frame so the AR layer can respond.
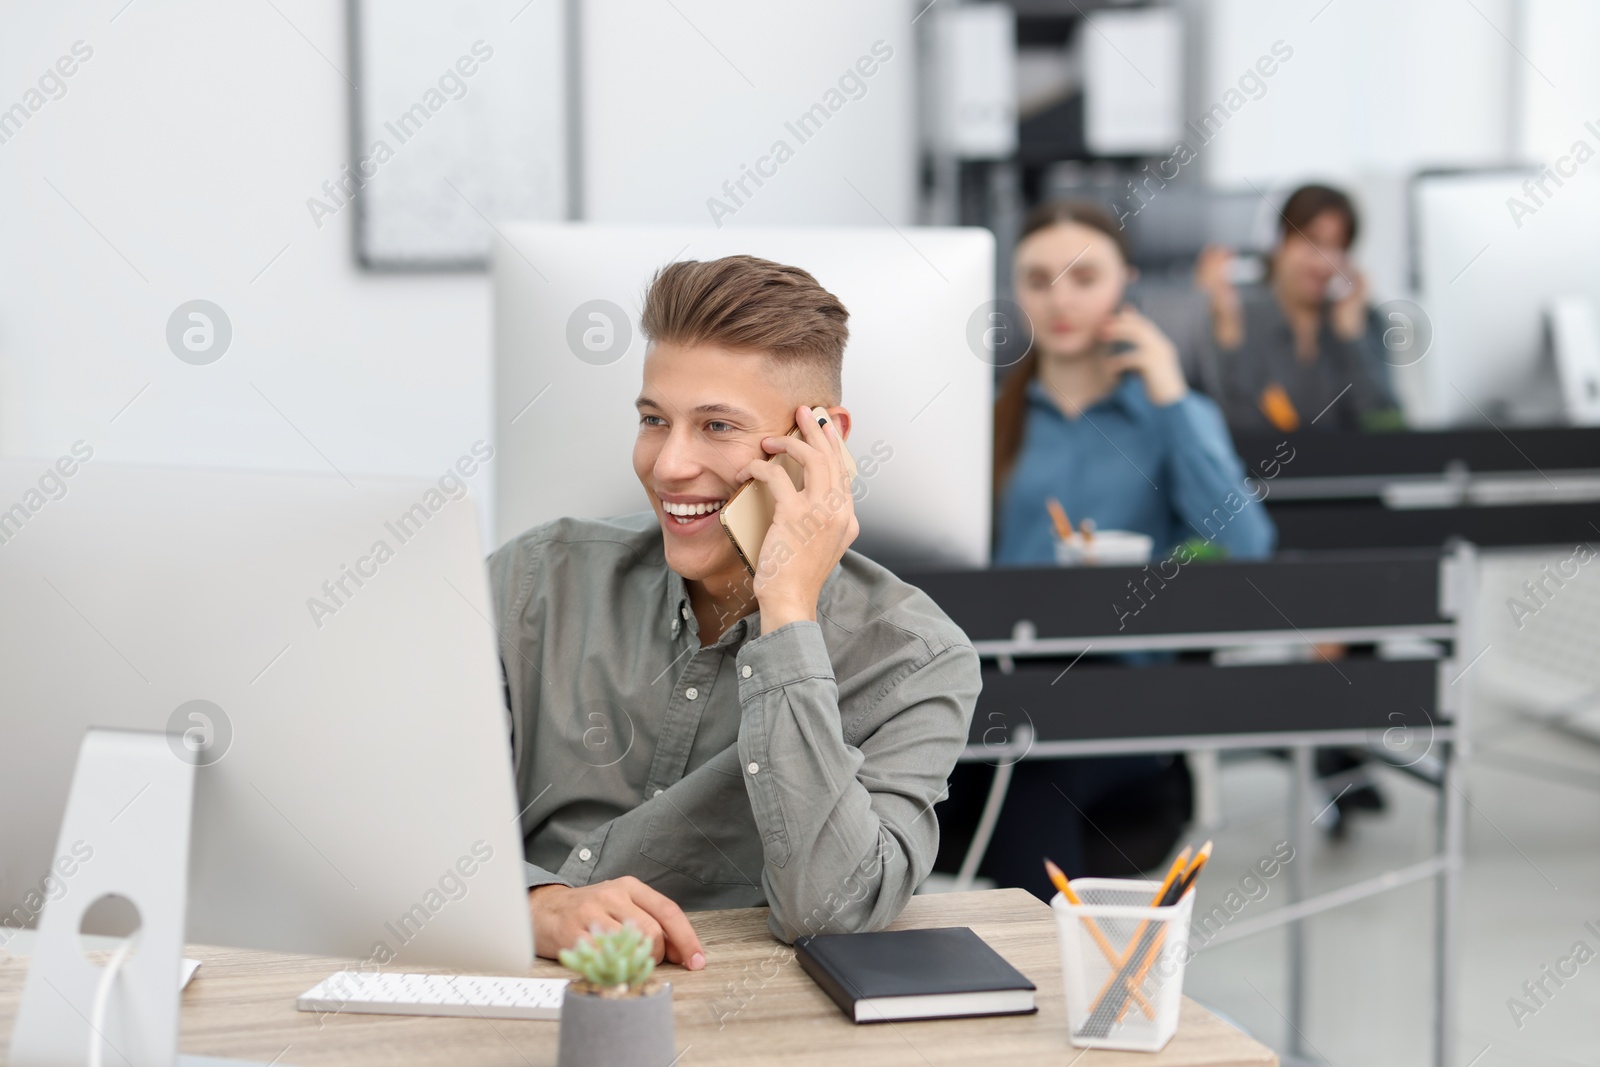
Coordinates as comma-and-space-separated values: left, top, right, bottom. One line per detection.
1194, 186, 1401, 831
488, 254, 982, 971
1193, 184, 1403, 433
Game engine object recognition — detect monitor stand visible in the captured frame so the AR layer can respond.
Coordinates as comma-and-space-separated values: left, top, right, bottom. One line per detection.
8, 728, 280, 1067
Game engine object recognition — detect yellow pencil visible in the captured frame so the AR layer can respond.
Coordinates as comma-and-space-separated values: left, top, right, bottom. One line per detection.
1084, 846, 1195, 1020
1109, 847, 1189, 972
1114, 841, 1214, 1023
1150, 848, 1191, 905
1045, 858, 1155, 1019
1173, 840, 1213, 899
1045, 498, 1074, 541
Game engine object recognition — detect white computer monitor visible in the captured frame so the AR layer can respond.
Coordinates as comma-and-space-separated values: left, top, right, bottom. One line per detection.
1410, 168, 1600, 427
491, 223, 996, 569
0, 459, 532, 971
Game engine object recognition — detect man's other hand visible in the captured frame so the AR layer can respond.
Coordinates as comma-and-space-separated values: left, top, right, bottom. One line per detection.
528, 876, 706, 970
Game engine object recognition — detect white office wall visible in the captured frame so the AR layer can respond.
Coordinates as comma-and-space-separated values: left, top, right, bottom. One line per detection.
1197, 0, 1515, 189
0, 1, 524, 548
580, 0, 918, 226
1517, 0, 1600, 165
0, 1, 922, 551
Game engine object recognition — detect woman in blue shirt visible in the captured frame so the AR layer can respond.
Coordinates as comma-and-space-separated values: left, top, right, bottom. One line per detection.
936, 201, 1275, 900
994, 201, 1275, 564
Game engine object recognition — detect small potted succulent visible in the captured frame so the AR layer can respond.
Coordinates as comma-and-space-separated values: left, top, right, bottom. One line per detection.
556, 921, 676, 1067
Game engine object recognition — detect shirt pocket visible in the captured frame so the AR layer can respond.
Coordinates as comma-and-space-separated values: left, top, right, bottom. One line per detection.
639, 746, 767, 887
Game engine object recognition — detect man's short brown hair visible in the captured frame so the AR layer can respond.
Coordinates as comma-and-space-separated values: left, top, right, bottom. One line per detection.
639, 255, 848, 404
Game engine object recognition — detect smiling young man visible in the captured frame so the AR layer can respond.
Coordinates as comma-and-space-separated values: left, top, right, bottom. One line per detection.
487, 254, 982, 971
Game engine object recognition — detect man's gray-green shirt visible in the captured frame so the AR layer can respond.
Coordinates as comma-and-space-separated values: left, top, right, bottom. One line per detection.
487, 510, 982, 942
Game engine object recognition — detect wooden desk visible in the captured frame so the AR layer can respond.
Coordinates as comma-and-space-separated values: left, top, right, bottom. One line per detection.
0, 889, 1276, 1066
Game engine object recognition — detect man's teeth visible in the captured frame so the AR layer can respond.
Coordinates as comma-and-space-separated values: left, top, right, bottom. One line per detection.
663, 500, 726, 521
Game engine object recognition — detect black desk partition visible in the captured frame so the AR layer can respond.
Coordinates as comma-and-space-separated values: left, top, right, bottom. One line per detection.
974, 657, 1438, 745
1231, 427, 1600, 550
904, 550, 1446, 639
901, 549, 1457, 753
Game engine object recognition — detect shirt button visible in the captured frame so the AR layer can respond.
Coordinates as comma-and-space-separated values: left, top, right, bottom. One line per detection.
578, 848, 592, 862
653, 788, 663, 797
741, 665, 752, 678
747, 762, 760, 775
685, 686, 698, 700
671, 619, 680, 636
680, 605, 689, 620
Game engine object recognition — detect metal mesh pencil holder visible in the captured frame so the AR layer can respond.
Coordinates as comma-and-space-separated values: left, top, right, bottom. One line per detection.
1051, 877, 1196, 1052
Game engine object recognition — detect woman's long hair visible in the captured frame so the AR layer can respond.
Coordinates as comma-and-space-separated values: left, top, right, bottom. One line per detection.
992, 200, 1132, 505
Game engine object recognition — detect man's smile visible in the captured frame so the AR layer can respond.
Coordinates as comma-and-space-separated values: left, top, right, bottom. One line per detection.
657, 493, 729, 531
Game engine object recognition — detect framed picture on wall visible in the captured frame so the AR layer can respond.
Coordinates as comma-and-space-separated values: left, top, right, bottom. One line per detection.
346, 0, 569, 269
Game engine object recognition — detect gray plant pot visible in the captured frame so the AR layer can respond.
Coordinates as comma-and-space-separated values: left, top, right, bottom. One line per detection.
557, 982, 676, 1067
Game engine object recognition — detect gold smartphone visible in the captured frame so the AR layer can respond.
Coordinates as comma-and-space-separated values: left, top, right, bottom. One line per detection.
718, 408, 857, 576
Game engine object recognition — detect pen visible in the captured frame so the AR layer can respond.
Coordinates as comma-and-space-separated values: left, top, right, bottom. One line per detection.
1045, 498, 1074, 541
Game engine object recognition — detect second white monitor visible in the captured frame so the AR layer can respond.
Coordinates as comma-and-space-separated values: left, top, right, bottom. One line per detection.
1411, 169, 1600, 426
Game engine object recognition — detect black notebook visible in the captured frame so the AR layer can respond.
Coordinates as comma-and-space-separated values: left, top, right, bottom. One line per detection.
795, 927, 1037, 1023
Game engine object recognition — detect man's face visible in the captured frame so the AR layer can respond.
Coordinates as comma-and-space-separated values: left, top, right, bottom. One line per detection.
1277, 210, 1351, 305
633, 341, 827, 582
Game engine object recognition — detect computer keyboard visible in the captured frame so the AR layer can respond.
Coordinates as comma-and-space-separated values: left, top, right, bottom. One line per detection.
296, 970, 568, 1020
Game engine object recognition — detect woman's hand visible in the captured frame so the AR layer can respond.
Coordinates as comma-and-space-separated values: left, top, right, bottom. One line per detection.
1194, 244, 1243, 349
737, 405, 858, 634
1100, 306, 1189, 407
1329, 269, 1369, 341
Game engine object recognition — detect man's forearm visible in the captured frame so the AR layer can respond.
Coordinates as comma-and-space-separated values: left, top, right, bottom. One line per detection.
733, 622, 974, 942
742, 697, 922, 941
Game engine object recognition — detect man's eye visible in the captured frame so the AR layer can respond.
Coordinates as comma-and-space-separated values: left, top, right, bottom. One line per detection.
706, 420, 734, 433
640, 414, 665, 427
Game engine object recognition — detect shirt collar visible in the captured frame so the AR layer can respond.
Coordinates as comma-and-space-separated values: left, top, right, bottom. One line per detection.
1026, 370, 1148, 418
663, 545, 845, 644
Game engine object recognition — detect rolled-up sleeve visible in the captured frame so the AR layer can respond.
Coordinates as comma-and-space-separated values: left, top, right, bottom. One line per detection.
731, 620, 981, 943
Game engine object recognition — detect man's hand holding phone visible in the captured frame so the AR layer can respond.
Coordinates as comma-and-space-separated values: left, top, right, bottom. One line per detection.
1194, 244, 1244, 350
1328, 267, 1368, 341
736, 404, 859, 636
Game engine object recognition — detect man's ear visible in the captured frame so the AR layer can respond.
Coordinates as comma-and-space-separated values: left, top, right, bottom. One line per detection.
822, 406, 852, 442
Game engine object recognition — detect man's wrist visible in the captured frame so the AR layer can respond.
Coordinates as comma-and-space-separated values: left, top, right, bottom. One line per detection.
758, 599, 816, 634
1331, 317, 1363, 341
